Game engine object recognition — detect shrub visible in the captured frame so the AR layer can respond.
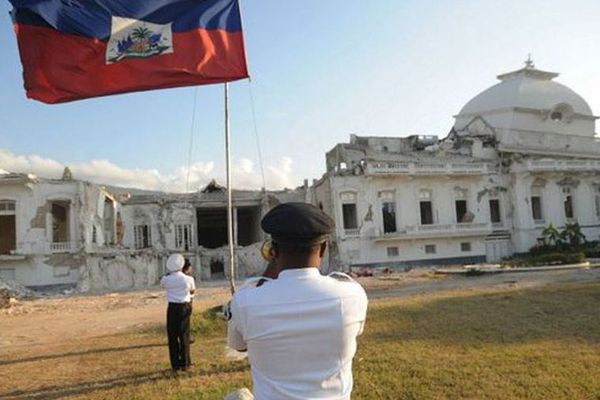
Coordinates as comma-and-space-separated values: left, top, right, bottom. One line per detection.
583, 248, 600, 258
502, 252, 585, 268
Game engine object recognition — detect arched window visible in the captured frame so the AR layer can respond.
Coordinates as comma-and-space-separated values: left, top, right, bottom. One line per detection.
550, 103, 574, 122
174, 211, 194, 251
134, 220, 152, 249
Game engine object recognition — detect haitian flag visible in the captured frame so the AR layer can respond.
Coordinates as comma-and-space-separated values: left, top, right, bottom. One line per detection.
10, 0, 249, 104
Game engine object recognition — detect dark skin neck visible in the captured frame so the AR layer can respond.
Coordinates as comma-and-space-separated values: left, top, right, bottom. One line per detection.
275, 242, 327, 272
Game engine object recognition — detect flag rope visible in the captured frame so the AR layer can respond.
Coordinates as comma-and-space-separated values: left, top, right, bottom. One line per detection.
247, 80, 267, 190
184, 87, 199, 196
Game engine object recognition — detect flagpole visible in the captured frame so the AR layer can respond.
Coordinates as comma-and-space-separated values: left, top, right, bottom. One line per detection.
225, 82, 236, 294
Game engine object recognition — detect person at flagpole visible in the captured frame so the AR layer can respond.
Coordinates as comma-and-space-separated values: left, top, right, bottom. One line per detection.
161, 253, 195, 372
227, 203, 369, 399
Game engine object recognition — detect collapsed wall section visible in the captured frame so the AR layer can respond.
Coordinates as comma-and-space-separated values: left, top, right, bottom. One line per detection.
77, 252, 162, 292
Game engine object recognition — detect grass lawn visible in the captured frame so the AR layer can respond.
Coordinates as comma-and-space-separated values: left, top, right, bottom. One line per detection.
0, 282, 598, 399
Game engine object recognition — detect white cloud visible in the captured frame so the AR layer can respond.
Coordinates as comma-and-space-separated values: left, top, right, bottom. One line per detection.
0, 148, 298, 192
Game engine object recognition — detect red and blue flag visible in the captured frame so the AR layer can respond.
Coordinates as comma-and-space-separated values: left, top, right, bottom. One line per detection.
10, 0, 249, 104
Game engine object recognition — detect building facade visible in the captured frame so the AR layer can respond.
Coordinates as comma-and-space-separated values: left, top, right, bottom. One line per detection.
2, 61, 599, 288
0, 173, 308, 290
0, 172, 126, 288
313, 62, 600, 269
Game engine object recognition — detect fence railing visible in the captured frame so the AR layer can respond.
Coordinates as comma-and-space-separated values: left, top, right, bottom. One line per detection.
49, 242, 74, 253
365, 161, 490, 176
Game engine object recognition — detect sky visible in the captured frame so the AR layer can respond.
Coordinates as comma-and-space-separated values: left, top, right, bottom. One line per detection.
1, 0, 600, 192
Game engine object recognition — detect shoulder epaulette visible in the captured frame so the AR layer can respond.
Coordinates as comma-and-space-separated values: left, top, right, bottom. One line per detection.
237, 276, 273, 290
327, 271, 356, 282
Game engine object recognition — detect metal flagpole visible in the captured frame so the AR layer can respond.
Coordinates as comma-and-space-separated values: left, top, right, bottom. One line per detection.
225, 82, 236, 294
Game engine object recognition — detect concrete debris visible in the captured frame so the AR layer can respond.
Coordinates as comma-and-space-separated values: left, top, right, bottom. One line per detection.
77, 253, 161, 293
0, 277, 36, 299
235, 242, 268, 277
0, 289, 10, 308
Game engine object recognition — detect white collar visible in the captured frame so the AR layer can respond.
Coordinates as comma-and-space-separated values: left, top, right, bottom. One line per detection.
278, 268, 321, 279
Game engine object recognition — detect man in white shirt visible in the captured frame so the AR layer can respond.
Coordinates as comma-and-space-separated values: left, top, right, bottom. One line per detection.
161, 253, 195, 371
227, 203, 368, 399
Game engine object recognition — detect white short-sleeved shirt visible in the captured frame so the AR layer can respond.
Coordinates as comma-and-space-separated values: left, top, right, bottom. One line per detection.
227, 268, 368, 400
160, 271, 195, 303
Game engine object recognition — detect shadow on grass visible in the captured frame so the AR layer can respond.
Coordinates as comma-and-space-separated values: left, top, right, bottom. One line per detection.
144, 307, 226, 339
367, 282, 600, 345
0, 343, 164, 367
0, 363, 249, 400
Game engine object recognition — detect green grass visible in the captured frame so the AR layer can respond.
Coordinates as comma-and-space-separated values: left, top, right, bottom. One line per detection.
0, 283, 598, 399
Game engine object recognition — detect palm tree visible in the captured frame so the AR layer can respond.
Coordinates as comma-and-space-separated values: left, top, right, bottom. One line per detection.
542, 223, 562, 247
561, 222, 586, 248
131, 26, 151, 41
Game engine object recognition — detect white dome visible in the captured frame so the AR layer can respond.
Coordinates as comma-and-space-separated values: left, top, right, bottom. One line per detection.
458, 67, 593, 117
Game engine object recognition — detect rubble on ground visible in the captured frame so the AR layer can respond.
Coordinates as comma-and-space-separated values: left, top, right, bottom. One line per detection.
0, 277, 37, 308
0, 277, 36, 299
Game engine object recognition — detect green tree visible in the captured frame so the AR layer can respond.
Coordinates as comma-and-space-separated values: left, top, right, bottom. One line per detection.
561, 222, 586, 248
542, 223, 562, 247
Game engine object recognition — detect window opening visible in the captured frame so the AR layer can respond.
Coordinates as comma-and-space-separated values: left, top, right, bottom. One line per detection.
175, 224, 193, 251
134, 224, 152, 249
489, 199, 501, 223
380, 192, 397, 233
0, 200, 16, 255
51, 201, 70, 243
419, 190, 434, 225
425, 244, 436, 254
387, 246, 399, 257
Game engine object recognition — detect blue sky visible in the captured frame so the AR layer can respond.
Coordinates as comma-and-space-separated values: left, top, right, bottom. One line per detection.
1, 0, 599, 191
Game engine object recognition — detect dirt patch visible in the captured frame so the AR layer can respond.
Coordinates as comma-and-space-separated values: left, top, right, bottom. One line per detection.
1, 268, 598, 354
0, 284, 231, 351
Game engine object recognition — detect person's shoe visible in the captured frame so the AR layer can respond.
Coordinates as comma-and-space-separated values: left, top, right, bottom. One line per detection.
190, 337, 196, 344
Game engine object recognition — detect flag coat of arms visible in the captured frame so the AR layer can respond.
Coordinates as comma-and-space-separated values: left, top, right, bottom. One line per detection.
10, 0, 249, 104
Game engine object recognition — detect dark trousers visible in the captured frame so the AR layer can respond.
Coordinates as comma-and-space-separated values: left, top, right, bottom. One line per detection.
167, 302, 192, 370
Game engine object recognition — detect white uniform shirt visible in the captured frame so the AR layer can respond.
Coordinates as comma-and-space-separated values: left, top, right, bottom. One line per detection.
227, 268, 368, 400
160, 271, 195, 303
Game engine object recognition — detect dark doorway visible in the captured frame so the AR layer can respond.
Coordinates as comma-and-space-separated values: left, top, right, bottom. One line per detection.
489, 199, 501, 223
210, 259, 224, 279
236, 206, 262, 246
342, 204, 358, 229
382, 202, 396, 233
420, 201, 433, 225
197, 208, 228, 249
0, 215, 16, 255
51, 201, 69, 243
455, 200, 468, 223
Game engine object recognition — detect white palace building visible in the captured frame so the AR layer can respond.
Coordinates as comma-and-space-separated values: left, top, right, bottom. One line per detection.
314, 60, 600, 269
2, 60, 600, 290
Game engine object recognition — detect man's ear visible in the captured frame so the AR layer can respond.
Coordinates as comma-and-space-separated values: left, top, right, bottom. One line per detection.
319, 241, 327, 257
270, 242, 279, 260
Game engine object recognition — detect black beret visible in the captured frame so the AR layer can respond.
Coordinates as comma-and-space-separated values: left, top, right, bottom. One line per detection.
261, 202, 335, 244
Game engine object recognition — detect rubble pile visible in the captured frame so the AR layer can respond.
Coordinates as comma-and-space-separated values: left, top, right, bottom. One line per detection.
235, 242, 268, 277
0, 277, 36, 299
0, 277, 36, 308
77, 253, 162, 293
